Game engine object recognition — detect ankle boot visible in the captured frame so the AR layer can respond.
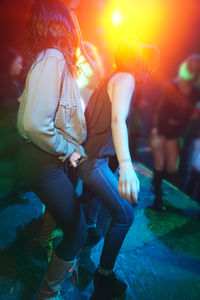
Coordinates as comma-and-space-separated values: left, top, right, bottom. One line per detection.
150, 170, 165, 211
90, 269, 127, 299
36, 253, 78, 300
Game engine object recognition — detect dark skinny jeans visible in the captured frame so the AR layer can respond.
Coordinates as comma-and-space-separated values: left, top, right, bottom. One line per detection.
18, 142, 87, 261
77, 157, 135, 270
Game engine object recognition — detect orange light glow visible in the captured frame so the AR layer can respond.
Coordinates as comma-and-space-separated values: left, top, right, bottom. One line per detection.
100, 0, 167, 52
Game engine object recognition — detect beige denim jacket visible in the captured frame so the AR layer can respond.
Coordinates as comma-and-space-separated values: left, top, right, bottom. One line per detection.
17, 49, 87, 160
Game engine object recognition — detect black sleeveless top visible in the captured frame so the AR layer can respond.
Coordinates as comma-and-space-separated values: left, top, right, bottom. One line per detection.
83, 75, 116, 158
156, 80, 198, 138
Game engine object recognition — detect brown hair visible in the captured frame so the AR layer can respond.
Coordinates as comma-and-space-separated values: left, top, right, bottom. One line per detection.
24, 0, 79, 77
115, 38, 159, 81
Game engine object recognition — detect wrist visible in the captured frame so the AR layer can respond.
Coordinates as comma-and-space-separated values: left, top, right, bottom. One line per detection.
119, 165, 133, 175
119, 158, 133, 174
119, 159, 132, 168
119, 158, 132, 165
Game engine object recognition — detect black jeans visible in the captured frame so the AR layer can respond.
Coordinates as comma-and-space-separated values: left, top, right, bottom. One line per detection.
18, 142, 87, 261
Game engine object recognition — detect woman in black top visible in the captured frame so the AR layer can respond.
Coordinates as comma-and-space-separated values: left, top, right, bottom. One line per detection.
149, 56, 200, 211
76, 39, 159, 300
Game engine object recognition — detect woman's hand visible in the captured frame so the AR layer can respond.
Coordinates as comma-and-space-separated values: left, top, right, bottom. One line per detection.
69, 151, 81, 167
118, 164, 140, 204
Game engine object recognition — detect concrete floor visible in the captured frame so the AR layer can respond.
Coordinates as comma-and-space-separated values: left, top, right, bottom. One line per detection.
0, 161, 200, 300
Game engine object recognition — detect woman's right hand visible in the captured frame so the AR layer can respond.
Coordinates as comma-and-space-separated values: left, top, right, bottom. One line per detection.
69, 151, 81, 167
118, 164, 140, 205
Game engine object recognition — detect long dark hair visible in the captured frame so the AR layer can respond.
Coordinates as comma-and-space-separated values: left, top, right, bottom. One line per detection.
24, 0, 79, 77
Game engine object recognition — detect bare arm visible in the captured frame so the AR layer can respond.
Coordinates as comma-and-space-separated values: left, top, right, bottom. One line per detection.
109, 73, 140, 203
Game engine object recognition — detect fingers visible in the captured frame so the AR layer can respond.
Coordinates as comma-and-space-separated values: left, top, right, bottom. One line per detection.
69, 151, 82, 168
118, 174, 140, 205
69, 157, 80, 168
70, 160, 78, 168
132, 177, 140, 203
72, 151, 81, 160
131, 185, 138, 204
119, 182, 137, 204
119, 182, 131, 203
69, 157, 77, 168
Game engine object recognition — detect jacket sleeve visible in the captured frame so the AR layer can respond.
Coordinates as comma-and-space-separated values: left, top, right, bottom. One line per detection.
22, 55, 74, 157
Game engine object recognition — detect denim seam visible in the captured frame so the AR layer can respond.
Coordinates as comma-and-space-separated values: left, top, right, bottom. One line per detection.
95, 165, 132, 225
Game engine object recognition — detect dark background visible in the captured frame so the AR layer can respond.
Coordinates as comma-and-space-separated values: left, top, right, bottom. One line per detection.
0, 0, 200, 78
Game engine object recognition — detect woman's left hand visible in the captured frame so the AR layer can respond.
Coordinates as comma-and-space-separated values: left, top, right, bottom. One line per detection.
69, 151, 81, 167
118, 166, 140, 204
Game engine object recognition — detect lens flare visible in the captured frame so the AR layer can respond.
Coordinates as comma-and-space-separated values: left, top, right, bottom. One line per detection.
111, 10, 122, 25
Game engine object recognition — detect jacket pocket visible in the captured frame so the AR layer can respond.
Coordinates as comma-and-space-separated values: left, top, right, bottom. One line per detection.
55, 98, 77, 129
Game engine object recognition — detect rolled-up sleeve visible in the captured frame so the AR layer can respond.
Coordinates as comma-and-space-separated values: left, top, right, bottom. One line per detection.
23, 55, 74, 157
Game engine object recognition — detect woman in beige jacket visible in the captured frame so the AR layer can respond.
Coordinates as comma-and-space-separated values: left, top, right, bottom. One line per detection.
17, 0, 87, 299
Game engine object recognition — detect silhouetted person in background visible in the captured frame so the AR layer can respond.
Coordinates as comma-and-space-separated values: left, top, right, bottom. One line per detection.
149, 55, 200, 211
178, 55, 200, 200
0, 47, 27, 202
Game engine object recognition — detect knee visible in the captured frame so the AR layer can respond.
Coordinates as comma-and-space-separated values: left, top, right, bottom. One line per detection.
116, 204, 135, 228
62, 221, 88, 254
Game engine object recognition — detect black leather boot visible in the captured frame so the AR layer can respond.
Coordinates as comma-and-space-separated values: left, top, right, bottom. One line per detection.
90, 269, 127, 300
149, 170, 166, 212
